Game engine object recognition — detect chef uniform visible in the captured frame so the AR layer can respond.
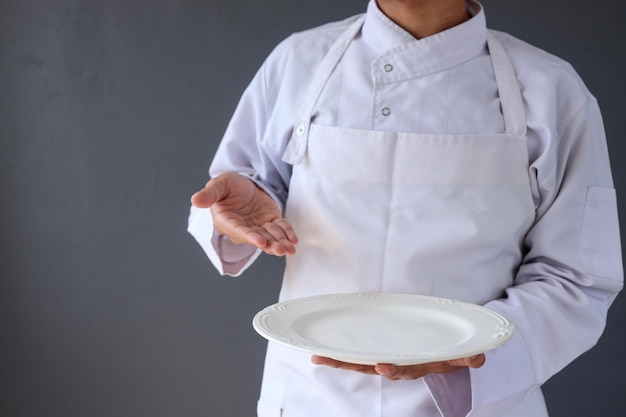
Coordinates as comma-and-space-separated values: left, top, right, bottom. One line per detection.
188, 1, 623, 416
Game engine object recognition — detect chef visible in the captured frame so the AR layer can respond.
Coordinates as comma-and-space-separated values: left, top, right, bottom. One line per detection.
188, 0, 623, 416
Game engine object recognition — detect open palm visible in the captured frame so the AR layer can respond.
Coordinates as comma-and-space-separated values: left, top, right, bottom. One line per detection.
191, 172, 298, 256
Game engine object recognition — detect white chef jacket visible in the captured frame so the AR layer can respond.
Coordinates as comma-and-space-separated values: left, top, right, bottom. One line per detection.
188, 1, 623, 416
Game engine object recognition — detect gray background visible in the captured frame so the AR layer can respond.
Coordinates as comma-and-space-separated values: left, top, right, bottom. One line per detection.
1, 0, 624, 416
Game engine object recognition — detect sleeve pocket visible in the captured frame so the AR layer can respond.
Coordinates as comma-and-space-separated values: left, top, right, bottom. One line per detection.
257, 400, 282, 417
579, 186, 623, 279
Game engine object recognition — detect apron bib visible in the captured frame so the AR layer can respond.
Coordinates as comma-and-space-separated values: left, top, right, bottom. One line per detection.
259, 16, 535, 417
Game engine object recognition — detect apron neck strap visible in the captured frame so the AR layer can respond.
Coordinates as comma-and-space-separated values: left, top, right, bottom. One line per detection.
487, 32, 527, 136
282, 15, 366, 165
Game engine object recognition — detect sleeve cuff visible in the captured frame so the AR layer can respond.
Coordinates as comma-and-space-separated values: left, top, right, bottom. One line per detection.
187, 205, 261, 276
423, 318, 538, 416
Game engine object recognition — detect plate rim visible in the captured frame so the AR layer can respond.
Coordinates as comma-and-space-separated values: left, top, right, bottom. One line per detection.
252, 292, 514, 365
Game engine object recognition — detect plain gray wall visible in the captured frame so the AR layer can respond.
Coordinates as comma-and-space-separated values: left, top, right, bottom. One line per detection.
1, 1, 624, 416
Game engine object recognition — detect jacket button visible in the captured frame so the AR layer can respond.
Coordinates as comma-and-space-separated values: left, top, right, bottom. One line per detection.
382, 107, 391, 116
296, 124, 306, 136
384, 64, 393, 72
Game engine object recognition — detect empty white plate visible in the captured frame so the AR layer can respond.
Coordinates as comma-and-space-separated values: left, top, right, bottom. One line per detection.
253, 292, 514, 365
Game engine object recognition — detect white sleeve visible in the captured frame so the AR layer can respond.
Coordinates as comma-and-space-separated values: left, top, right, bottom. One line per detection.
425, 99, 623, 416
187, 54, 292, 277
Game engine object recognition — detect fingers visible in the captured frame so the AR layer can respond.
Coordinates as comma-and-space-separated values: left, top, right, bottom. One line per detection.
311, 357, 421, 379
243, 226, 290, 256
312, 353, 486, 381
273, 218, 299, 245
373, 363, 434, 380
259, 219, 298, 255
234, 218, 298, 256
458, 353, 486, 368
444, 354, 485, 369
374, 363, 402, 379
311, 356, 379, 375
376, 355, 486, 380
230, 220, 298, 256
237, 226, 270, 249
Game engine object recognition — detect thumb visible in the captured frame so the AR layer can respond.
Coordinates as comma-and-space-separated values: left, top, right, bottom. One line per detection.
190, 176, 228, 208
451, 354, 485, 369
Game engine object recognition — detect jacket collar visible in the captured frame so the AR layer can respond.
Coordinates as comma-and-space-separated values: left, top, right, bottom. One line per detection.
361, 0, 488, 80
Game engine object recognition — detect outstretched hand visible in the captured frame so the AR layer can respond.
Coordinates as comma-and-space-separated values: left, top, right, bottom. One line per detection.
191, 172, 298, 256
311, 354, 485, 380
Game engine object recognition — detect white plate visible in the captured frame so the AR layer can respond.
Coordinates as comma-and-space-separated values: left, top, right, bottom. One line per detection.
253, 292, 514, 365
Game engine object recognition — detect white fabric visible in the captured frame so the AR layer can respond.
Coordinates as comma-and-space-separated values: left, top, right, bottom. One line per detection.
262, 15, 535, 417
188, 1, 623, 416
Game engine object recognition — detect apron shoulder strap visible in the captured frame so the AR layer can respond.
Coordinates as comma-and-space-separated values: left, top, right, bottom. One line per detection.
487, 31, 527, 136
282, 15, 366, 165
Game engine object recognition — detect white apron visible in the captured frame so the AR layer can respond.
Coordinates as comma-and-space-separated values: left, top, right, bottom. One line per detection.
258, 16, 539, 417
